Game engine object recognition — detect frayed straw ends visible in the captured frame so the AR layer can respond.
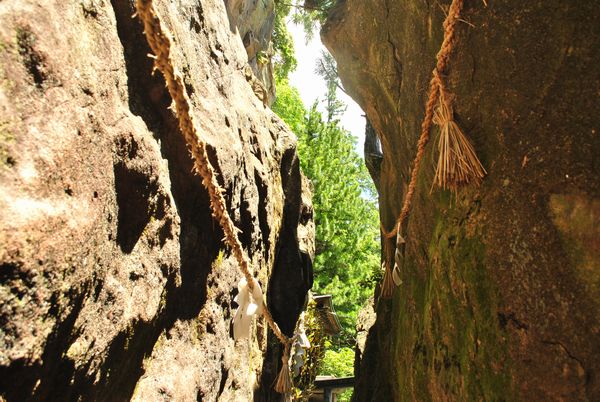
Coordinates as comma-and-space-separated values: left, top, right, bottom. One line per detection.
432, 91, 486, 192
274, 341, 293, 394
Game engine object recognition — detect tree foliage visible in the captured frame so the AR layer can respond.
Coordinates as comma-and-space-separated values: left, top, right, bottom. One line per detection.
320, 346, 355, 402
292, 301, 329, 400
272, 2, 298, 80
321, 346, 354, 377
271, 1, 338, 80
315, 51, 342, 93
315, 51, 346, 122
272, 79, 380, 347
288, 0, 337, 40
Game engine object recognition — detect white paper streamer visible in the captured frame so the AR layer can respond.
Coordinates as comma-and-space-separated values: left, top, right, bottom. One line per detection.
292, 312, 311, 376
392, 264, 402, 286
233, 277, 263, 340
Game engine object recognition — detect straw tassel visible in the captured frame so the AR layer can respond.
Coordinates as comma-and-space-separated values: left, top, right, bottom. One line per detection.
432, 89, 486, 192
377, 0, 481, 297
274, 341, 293, 394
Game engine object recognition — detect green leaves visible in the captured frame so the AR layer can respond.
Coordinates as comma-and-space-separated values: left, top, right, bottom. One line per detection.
272, 2, 297, 80
288, 0, 338, 40
321, 347, 354, 377
321, 347, 355, 401
273, 79, 380, 347
292, 301, 328, 400
271, 78, 306, 134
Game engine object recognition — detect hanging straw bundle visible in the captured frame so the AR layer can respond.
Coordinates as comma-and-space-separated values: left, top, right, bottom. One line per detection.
432, 88, 486, 192
274, 341, 292, 394
379, 0, 487, 298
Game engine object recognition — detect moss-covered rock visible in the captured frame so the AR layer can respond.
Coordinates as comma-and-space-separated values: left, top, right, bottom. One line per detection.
323, 0, 600, 400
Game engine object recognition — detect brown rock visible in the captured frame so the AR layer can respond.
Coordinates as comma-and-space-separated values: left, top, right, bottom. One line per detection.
323, 0, 600, 400
0, 0, 312, 400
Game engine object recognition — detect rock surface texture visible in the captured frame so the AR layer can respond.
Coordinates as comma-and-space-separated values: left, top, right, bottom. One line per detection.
0, 0, 312, 400
323, 1, 600, 401
224, 0, 276, 105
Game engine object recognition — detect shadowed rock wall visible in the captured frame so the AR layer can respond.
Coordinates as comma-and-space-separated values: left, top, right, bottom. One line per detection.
0, 0, 312, 400
323, 1, 600, 400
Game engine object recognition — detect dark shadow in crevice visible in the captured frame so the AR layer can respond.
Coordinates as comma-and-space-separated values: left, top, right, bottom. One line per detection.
0, 281, 90, 402
255, 169, 271, 259
255, 145, 313, 401
254, 335, 283, 402
267, 146, 309, 337
114, 161, 158, 253
238, 187, 256, 253
16, 26, 50, 89
81, 274, 179, 401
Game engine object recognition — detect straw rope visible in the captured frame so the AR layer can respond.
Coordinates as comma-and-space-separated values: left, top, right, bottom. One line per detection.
380, 0, 466, 297
135, 0, 290, 349
382, 0, 464, 240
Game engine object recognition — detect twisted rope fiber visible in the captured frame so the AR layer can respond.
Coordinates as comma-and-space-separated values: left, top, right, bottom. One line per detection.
135, 0, 289, 348
382, 0, 464, 241
380, 0, 464, 297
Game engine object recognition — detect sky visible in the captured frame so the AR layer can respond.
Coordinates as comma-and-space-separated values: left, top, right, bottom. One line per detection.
286, 21, 366, 154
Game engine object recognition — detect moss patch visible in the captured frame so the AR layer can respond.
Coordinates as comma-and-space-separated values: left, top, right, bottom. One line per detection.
292, 300, 328, 400
389, 204, 513, 401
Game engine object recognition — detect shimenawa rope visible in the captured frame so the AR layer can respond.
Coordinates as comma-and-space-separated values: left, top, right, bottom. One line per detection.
380, 0, 485, 298
135, 0, 293, 392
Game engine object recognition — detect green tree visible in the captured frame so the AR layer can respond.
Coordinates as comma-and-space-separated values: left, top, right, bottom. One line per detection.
321, 346, 354, 377
270, 78, 306, 134
272, 79, 380, 347
315, 51, 346, 122
320, 346, 355, 401
287, 0, 337, 40
272, 1, 297, 80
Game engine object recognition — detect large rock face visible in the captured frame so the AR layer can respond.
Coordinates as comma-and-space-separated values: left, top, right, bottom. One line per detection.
0, 0, 312, 400
224, 0, 276, 104
323, 1, 600, 400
